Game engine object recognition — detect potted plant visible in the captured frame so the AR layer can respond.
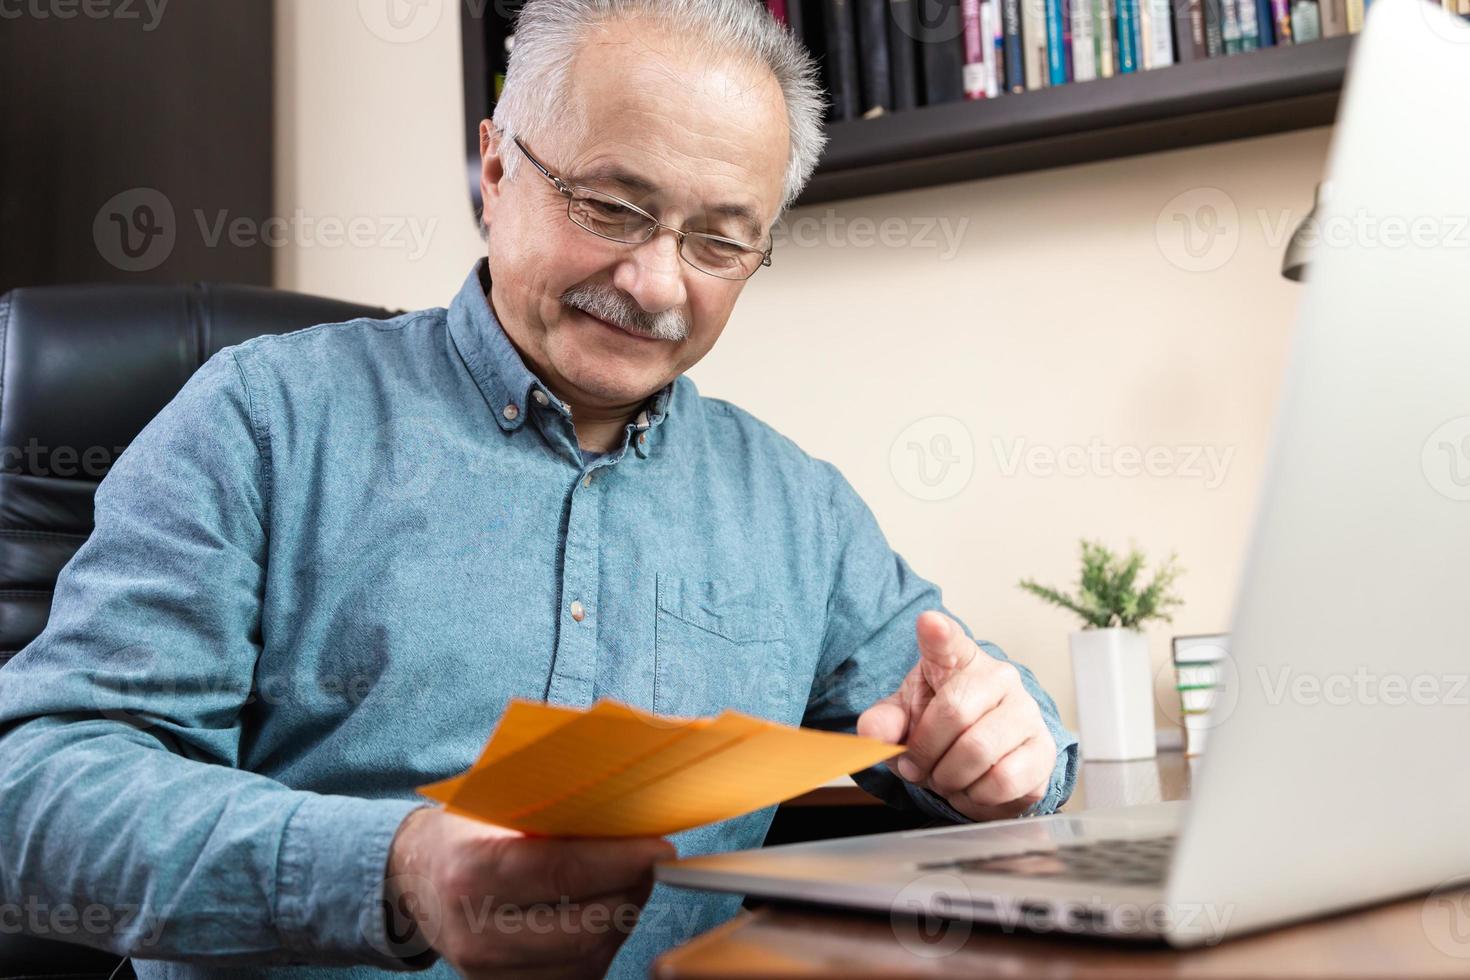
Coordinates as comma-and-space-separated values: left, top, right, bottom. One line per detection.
1019, 541, 1184, 761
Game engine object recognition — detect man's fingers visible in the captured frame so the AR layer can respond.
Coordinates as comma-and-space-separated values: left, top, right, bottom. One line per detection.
856, 696, 909, 745
488, 835, 675, 905
916, 611, 978, 691
895, 667, 1007, 784
926, 693, 1035, 797
957, 734, 1054, 811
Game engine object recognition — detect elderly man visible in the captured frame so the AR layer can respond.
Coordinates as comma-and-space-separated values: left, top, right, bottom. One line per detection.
0, 0, 1077, 977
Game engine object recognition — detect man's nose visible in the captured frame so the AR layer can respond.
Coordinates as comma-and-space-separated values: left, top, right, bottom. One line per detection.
611, 228, 689, 317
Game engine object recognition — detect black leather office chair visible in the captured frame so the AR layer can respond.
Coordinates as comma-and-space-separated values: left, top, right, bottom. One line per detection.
0, 282, 396, 979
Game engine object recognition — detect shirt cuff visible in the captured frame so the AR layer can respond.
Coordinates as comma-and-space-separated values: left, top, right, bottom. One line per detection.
274, 794, 438, 970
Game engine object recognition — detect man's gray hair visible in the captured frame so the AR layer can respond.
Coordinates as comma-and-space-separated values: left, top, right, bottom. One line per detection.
491, 0, 828, 222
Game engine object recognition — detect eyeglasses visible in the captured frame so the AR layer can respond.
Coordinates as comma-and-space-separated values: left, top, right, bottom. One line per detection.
507, 134, 773, 282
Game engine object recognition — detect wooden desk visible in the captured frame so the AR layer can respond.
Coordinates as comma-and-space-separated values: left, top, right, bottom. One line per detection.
655, 751, 1467, 978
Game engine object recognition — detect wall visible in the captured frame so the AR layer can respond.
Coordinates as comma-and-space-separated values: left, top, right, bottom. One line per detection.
275, 0, 1334, 731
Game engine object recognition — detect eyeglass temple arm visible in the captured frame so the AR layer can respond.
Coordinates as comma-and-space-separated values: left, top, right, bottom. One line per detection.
510, 134, 572, 194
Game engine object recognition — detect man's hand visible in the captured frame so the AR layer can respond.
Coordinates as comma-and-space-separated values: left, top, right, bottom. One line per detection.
383, 807, 675, 979
857, 610, 1057, 822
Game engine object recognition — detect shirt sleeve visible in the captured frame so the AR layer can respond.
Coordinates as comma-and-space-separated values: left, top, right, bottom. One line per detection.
801, 460, 1079, 822
0, 348, 431, 969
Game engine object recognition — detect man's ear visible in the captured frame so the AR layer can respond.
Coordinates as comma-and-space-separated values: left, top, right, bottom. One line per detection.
479, 120, 506, 232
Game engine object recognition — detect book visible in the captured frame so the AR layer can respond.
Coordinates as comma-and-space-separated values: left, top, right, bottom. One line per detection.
822, 0, 861, 119
1291, 0, 1322, 40
1172, 635, 1231, 758
1047, 0, 1069, 83
1204, 0, 1226, 54
1256, 0, 1277, 44
1022, 0, 1050, 88
1345, 0, 1363, 30
920, 13, 967, 103
1137, 0, 1152, 67
1271, 0, 1295, 44
963, 0, 989, 98
1071, 0, 1098, 79
1222, 0, 1243, 53
1095, 0, 1116, 76
1238, 0, 1261, 49
983, 0, 1003, 95
1146, 0, 1175, 65
1320, 0, 1348, 34
854, 0, 893, 116
1002, 0, 1026, 91
888, 0, 920, 109
1115, 0, 1140, 72
1174, 0, 1209, 60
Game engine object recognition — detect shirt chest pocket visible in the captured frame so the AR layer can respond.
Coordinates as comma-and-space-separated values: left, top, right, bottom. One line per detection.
653, 573, 801, 724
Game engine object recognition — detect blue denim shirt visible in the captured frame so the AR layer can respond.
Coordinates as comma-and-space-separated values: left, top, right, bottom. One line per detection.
0, 259, 1077, 978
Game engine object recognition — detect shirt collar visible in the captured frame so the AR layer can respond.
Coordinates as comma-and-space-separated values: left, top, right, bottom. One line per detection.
447, 258, 675, 441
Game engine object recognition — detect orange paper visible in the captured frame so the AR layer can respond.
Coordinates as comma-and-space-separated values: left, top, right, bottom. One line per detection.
417, 698, 903, 837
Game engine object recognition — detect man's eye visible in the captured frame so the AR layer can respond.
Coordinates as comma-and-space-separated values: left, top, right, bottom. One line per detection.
588, 199, 633, 218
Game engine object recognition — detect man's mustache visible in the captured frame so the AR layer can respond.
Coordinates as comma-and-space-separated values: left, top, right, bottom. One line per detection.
561, 283, 690, 342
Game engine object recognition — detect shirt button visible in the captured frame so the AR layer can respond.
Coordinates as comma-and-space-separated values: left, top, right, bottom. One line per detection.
502, 403, 519, 421
638, 433, 648, 446
583, 473, 593, 488
570, 600, 586, 622
531, 390, 549, 407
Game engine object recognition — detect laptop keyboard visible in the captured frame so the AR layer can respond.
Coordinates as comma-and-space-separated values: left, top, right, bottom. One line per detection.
918, 833, 1176, 886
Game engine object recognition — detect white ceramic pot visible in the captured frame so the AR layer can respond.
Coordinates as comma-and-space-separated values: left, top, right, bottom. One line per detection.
1069, 627, 1157, 761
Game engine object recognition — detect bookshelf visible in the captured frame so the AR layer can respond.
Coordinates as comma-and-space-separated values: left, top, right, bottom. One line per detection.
459, 5, 1352, 212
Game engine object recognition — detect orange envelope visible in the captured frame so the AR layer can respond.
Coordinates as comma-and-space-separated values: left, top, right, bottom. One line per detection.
417, 698, 903, 837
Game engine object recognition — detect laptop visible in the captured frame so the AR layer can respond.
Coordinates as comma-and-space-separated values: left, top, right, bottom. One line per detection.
656, 0, 1470, 946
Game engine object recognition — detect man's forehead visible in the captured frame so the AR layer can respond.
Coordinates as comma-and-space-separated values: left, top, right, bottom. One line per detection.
557, 24, 788, 227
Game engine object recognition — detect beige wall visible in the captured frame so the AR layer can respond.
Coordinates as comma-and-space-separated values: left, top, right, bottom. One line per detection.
275, 0, 1333, 732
